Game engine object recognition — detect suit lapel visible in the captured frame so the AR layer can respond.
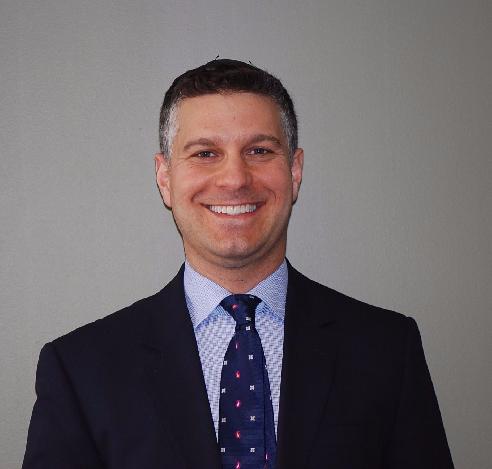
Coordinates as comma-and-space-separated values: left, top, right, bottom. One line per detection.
277, 264, 340, 468
139, 267, 221, 469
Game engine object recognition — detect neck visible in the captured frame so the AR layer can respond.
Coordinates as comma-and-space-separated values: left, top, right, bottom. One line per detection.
185, 252, 285, 293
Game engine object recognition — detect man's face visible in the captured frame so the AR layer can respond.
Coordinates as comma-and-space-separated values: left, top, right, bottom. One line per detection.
155, 92, 303, 273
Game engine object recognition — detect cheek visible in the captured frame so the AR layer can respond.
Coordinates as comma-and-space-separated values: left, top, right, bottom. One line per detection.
261, 171, 293, 200
169, 169, 208, 204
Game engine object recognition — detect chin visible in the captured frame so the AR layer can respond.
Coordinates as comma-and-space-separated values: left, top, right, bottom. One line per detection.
217, 246, 283, 271
208, 240, 260, 264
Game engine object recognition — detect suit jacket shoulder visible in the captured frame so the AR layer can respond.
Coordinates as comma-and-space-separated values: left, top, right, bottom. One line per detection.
287, 262, 410, 332
50, 266, 188, 359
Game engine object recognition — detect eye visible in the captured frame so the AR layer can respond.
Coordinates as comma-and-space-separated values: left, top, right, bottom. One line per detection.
195, 150, 216, 158
248, 147, 271, 155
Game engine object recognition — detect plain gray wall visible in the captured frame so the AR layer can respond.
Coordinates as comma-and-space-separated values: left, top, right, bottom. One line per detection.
1, 0, 490, 467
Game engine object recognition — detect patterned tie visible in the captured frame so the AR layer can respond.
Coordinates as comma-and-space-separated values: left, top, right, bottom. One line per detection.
218, 294, 277, 469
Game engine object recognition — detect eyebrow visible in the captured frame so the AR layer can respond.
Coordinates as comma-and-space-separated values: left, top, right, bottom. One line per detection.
183, 138, 217, 152
248, 134, 283, 148
182, 134, 283, 152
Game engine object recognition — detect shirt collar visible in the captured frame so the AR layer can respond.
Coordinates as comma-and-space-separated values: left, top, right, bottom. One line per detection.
184, 259, 288, 329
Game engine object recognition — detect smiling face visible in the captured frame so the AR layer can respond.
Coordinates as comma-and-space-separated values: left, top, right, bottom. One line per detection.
155, 92, 303, 277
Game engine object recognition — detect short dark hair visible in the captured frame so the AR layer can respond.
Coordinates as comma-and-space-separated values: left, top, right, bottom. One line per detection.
159, 59, 298, 159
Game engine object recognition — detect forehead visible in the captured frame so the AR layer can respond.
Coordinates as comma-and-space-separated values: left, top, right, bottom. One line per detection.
173, 93, 284, 144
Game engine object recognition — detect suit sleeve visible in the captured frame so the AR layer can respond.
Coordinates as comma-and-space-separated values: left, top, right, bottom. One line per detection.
23, 343, 104, 469
385, 317, 454, 469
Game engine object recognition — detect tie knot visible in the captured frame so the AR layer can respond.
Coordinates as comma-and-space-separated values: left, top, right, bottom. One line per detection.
220, 294, 261, 328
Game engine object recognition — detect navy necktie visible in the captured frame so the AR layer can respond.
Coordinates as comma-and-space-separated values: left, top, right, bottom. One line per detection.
218, 294, 277, 469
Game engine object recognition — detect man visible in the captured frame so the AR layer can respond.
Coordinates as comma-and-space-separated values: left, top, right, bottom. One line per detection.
23, 59, 454, 468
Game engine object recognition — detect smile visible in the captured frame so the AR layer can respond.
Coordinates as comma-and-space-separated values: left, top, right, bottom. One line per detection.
208, 204, 257, 215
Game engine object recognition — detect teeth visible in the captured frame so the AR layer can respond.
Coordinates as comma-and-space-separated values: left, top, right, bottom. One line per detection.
209, 204, 257, 215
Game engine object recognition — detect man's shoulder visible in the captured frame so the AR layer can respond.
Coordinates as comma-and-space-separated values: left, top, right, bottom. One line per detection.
288, 264, 411, 331
53, 293, 154, 345
50, 267, 185, 355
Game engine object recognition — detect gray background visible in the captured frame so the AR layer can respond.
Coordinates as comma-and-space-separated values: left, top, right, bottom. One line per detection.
1, 0, 490, 467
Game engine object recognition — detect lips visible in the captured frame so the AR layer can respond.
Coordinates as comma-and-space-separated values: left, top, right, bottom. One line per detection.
208, 204, 257, 215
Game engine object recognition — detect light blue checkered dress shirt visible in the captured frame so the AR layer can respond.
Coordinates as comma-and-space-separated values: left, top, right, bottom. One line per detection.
184, 260, 287, 440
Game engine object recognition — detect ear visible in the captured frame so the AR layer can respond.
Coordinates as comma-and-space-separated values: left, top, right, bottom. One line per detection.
154, 153, 172, 208
291, 148, 304, 203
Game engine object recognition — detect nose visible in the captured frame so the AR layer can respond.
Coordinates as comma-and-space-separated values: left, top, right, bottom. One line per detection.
214, 153, 252, 190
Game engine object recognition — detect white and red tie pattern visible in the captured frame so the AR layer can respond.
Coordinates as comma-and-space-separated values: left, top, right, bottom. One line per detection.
218, 295, 276, 469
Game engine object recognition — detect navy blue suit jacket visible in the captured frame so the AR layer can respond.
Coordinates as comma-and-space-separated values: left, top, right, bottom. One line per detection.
23, 264, 453, 468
